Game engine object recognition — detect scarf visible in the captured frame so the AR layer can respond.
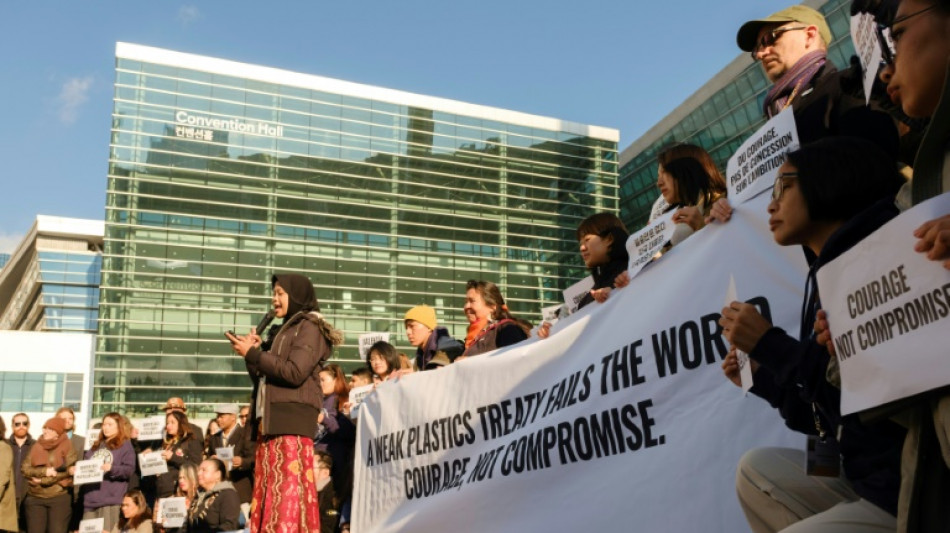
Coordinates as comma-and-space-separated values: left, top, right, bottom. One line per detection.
465, 317, 489, 347
763, 50, 827, 118
30, 432, 70, 468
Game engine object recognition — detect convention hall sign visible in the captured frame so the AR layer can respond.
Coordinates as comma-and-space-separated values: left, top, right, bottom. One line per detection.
353, 192, 807, 531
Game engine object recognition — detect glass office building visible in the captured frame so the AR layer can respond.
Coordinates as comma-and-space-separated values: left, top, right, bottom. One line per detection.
0, 216, 103, 333
95, 43, 618, 417
618, 0, 853, 229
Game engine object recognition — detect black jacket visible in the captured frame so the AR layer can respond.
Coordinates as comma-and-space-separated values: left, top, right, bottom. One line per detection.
784, 63, 898, 158
9, 435, 35, 503
415, 326, 464, 369
206, 424, 256, 504
748, 197, 906, 515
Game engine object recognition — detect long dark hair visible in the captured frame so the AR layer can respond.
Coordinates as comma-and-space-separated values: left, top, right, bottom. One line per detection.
93, 412, 129, 450
164, 411, 195, 445
117, 490, 151, 530
662, 156, 726, 208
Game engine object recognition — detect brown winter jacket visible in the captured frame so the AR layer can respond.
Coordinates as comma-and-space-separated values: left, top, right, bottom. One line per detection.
245, 311, 333, 440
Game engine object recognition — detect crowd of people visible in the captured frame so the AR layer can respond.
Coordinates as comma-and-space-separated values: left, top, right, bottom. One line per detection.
2, 1, 949, 532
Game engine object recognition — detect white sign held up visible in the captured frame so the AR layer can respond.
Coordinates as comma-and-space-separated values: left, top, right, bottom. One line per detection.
155, 497, 188, 528
73, 459, 104, 486
78, 518, 104, 533
850, 13, 884, 105
135, 415, 165, 441
816, 193, 950, 415
138, 451, 168, 477
726, 108, 799, 204
358, 332, 391, 359
626, 211, 676, 280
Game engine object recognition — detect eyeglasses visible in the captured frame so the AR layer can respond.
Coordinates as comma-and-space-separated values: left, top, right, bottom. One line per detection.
239, 414, 248, 419
885, 4, 938, 57
13, 421, 29, 427
772, 172, 799, 201
751, 26, 808, 59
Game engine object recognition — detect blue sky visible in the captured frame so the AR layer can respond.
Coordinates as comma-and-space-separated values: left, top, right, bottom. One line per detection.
0, 1, 794, 252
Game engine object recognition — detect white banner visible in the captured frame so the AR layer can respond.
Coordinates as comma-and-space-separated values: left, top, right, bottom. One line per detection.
135, 415, 165, 441
359, 333, 391, 360
726, 108, 799, 204
626, 210, 676, 279
353, 193, 807, 531
73, 459, 104, 486
816, 193, 950, 415
138, 451, 168, 477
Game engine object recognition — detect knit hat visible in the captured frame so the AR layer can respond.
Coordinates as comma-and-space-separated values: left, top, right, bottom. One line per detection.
736, 5, 833, 52
404, 305, 437, 331
43, 417, 66, 435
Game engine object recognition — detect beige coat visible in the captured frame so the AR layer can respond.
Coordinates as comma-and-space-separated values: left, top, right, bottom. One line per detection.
0, 441, 17, 531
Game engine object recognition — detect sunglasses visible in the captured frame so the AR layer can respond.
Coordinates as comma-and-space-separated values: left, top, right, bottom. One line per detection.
14, 421, 29, 427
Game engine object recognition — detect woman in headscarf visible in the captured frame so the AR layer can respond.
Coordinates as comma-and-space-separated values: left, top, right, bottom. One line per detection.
227, 273, 343, 533
21, 417, 77, 533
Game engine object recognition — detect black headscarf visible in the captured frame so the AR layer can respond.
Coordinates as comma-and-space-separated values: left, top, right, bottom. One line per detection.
272, 273, 319, 320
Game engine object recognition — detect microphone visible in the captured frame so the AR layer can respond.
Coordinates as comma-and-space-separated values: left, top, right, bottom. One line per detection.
255, 310, 277, 336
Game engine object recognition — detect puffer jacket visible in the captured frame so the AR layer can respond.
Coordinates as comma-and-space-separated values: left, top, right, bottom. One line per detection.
246, 310, 332, 439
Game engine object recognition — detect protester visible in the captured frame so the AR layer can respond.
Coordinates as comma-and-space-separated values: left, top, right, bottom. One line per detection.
315, 364, 355, 521
0, 416, 17, 533
154, 463, 197, 533
9, 412, 35, 530
718, 137, 907, 532
313, 451, 337, 533
403, 304, 464, 369
736, 4, 898, 148
646, 143, 729, 224
111, 489, 152, 533
186, 459, 240, 533
459, 280, 529, 357
156, 412, 202, 500
227, 273, 343, 533
55, 406, 85, 531
348, 368, 373, 389
160, 398, 204, 442
81, 412, 136, 532
205, 404, 254, 505
366, 341, 401, 382
22, 417, 77, 533
237, 406, 249, 428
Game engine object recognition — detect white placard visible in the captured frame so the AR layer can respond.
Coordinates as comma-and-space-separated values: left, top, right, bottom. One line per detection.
358, 332, 391, 359
725, 275, 754, 393
78, 517, 104, 533
348, 384, 376, 419
156, 497, 188, 528
816, 193, 950, 415
138, 451, 168, 477
850, 13, 884, 105
215, 446, 235, 461
73, 459, 104, 485
562, 275, 595, 314
540, 304, 562, 323
135, 415, 166, 441
626, 211, 676, 279
726, 107, 799, 204
353, 193, 807, 532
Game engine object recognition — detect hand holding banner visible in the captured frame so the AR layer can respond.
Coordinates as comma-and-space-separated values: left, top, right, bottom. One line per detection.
725, 275, 754, 393
562, 276, 594, 314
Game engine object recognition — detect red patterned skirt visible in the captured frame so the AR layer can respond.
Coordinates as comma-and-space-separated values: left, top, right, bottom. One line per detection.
249, 435, 320, 533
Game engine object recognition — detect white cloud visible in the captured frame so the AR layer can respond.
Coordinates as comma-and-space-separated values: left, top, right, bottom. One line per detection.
55, 76, 94, 125
0, 232, 23, 255
178, 5, 201, 26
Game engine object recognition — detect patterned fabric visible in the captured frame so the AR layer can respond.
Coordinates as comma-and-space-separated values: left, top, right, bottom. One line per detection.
763, 49, 827, 118
249, 435, 320, 533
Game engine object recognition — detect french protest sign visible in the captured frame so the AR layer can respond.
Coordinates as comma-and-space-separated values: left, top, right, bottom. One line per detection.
359, 333, 391, 359
353, 193, 808, 531
348, 384, 376, 420
816, 193, 950, 415
726, 108, 799, 204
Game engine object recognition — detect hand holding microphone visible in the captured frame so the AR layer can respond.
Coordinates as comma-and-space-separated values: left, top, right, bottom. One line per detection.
226, 309, 275, 357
